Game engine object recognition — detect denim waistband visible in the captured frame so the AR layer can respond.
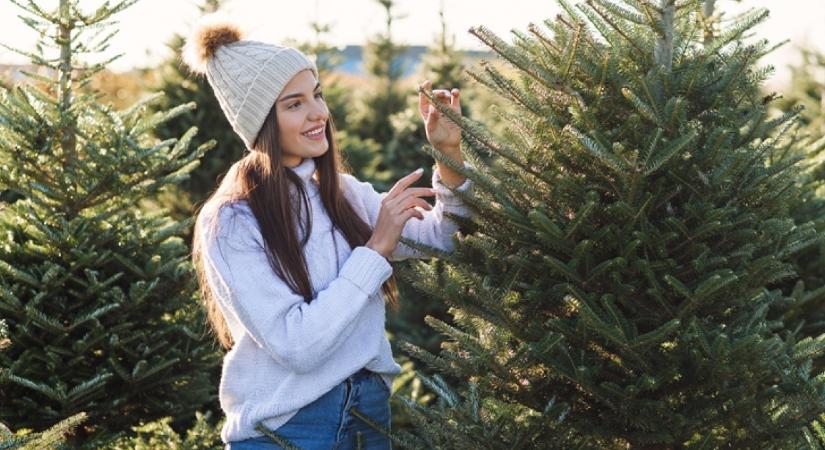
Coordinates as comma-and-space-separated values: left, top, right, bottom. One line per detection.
347, 367, 374, 382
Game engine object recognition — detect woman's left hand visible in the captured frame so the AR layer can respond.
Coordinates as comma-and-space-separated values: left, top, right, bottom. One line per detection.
419, 80, 461, 155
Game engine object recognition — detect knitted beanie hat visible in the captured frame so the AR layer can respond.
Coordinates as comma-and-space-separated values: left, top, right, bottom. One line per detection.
181, 13, 319, 150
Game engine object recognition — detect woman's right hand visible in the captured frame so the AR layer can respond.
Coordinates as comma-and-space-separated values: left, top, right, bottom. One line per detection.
365, 168, 435, 259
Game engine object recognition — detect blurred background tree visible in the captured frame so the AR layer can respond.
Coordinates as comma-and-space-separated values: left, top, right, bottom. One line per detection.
774, 47, 825, 370
346, 0, 410, 190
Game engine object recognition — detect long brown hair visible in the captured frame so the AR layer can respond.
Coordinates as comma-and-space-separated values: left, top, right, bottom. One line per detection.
191, 104, 399, 350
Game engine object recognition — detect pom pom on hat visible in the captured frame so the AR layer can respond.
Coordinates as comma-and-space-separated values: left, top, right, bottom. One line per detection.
182, 12, 243, 74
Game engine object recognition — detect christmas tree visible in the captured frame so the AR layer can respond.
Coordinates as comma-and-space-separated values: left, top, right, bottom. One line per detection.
0, 319, 88, 449
779, 49, 825, 137
347, 0, 411, 191
418, 3, 464, 91
775, 48, 825, 363
0, 0, 219, 445
388, 0, 467, 366
393, 1, 825, 448
383, 0, 470, 184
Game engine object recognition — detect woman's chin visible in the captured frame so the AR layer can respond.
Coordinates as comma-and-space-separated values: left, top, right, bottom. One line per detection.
309, 141, 329, 155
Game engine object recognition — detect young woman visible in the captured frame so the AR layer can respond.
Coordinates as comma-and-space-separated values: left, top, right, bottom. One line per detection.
184, 13, 474, 450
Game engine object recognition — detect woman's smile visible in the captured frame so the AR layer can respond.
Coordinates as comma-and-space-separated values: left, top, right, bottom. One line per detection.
302, 124, 326, 141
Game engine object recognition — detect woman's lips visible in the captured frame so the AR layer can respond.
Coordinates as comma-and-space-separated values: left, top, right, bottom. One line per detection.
302, 126, 325, 141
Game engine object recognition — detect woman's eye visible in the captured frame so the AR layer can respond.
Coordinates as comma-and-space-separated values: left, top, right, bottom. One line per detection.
315, 92, 324, 99
288, 101, 301, 110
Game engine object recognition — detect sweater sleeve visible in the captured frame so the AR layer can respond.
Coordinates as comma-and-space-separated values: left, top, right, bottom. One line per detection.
341, 161, 475, 261
200, 205, 393, 375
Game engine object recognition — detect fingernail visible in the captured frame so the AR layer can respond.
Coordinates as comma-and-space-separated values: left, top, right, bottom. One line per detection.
415, 167, 423, 173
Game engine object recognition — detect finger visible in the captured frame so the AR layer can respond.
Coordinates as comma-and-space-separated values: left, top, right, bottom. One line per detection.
392, 193, 434, 211
426, 104, 440, 128
450, 88, 460, 111
386, 169, 425, 200
401, 189, 436, 204
433, 89, 451, 103
411, 198, 433, 210
388, 187, 435, 204
406, 187, 436, 197
418, 80, 432, 118
385, 188, 435, 212
402, 208, 425, 221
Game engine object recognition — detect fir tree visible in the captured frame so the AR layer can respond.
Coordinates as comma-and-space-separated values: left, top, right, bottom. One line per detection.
355, 0, 408, 145
418, 2, 465, 93
392, 1, 825, 448
0, 319, 88, 450
388, 0, 467, 355
0, 0, 219, 445
779, 49, 825, 136
387, 1, 487, 392
96, 410, 223, 450
348, 0, 410, 190
383, 0, 468, 183
775, 48, 825, 361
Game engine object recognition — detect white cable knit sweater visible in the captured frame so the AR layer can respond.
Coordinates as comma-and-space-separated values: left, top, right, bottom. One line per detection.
198, 156, 474, 443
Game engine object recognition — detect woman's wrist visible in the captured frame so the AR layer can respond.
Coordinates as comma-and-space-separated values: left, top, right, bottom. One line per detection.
365, 240, 390, 259
434, 144, 460, 156
435, 155, 466, 189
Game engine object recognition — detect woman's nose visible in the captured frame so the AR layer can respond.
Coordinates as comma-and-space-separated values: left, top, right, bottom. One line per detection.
309, 99, 328, 121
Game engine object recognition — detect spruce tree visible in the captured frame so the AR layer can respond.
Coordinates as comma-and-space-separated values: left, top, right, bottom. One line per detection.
779, 49, 825, 136
376, 3, 482, 432
0, 319, 88, 450
775, 48, 825, 359
417, 2, 465, 95
384, 0, 467, 182
388, 0, 482, 378
348, 0, 410, 191
392, 1, 825, 448
0, 0, 218, 445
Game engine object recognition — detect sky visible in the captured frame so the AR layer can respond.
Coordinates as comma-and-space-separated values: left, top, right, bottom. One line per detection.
0, 0, 823, 88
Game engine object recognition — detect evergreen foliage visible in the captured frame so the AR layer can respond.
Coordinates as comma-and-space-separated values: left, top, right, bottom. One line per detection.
0, 0, 219, 445
97, 410, 223, 450
0, 318, 89, 450
389, 0, 474, 367
347, 0, 411, 190
779, 49, 825, 136
775, 48, 825, 363
393, 1, 825, 448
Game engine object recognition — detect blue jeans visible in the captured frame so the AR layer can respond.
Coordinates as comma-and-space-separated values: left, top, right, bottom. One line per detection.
227, 368, 392, 449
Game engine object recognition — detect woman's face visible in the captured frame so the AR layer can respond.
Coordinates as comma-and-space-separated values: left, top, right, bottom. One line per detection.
275, 69, 329, 168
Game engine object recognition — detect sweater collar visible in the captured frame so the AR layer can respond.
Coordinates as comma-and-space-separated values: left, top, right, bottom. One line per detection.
288, 157, 320, 198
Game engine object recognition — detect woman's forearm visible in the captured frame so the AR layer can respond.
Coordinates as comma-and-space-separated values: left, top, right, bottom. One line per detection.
434, 146, 466, 188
